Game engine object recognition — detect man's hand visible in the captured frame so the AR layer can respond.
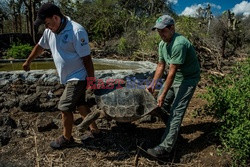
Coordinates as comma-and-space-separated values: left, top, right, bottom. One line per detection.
22, 61, 31, 71
22, 44, 44, 71
157, 93, 166, 107
146, 83, 155, 94
147, 62, 165, 94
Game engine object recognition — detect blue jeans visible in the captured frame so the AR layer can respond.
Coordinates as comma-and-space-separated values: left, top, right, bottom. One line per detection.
158, 81, 197, 152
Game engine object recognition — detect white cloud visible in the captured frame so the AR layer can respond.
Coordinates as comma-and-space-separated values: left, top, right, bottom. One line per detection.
209, 3, 221, 10
166, 0, 178, 5
232, 1, 250, 17
181, 4, 202, 17
180, 3, 221, 17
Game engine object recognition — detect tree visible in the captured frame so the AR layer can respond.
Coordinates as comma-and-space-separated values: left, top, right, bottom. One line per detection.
8, 0, 25, 33
0, 8, 8, 33
118, 0, 174, 17
22, 0, 41, 43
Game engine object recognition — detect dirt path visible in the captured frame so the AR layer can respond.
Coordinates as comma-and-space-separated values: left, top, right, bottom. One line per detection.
0, 82, 232, 167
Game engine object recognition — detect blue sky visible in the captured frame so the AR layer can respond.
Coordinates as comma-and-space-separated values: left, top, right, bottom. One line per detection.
168, 0, 250, 17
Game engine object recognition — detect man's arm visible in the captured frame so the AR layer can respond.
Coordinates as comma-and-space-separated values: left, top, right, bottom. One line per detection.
147, 62, 165, 93
23, 44, 44, 71
157, 64, 179, 107
82, 55, 94, 78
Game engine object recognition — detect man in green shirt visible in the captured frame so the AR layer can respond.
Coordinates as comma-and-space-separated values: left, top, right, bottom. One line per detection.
147, 15, 200, 158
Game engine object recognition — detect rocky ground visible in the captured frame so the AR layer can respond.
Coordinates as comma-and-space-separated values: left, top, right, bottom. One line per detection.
0, 69, 232, 167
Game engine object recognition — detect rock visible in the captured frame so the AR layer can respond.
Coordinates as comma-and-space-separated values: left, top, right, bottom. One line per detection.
0, 97, 4, 110
180, 153, 197, 163
13, 129, 27, 138
0, 126, 12, 146
11, 74, 25, 84
39, 101, 57, 112
35, 86, 53, 94
25, 72, 42, 83
0, 115, 17, 128
17, 119, 29, 130
9, 84, 27, 94
25, 84, 37, 94
39, 92, 48, 98
37, 74, 48, 85
19, 94, 40, 112
0, 160, 23, 167
0, 79, 9, 89
12, 78, 24, 85
47, 90, 54, 98
0, 115, 17, 146
2, 98, 18, 109
0, 108, 9, 114
0, 95, 3, 102
44, 75, 59, 86
36, 113, 58, 132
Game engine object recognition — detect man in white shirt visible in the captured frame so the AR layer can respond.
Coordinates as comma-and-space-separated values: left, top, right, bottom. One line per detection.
23, 3, 100, 149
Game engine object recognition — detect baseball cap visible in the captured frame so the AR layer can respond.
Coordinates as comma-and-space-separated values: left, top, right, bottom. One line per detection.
152, 15, 175, 30
34, 3, 62, 27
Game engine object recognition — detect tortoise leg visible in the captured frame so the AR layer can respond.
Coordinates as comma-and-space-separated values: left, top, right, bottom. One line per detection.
77, 110, 101, 133
150, 107, 169, 125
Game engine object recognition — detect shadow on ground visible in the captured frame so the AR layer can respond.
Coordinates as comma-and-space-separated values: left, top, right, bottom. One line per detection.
77, 121, 219, 163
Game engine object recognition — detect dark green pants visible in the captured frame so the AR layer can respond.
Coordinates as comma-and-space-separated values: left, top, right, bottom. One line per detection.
158, 81, 197, 152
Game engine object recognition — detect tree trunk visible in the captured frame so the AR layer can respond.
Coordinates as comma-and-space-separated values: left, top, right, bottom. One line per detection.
26, 10, 29, 33
219, 30, 227, 70
23, 0, 37, 43
32, 0, 37, 43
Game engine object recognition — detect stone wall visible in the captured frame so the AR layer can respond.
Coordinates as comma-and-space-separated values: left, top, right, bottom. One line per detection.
0, 60, 157, 146
0, 59, 156, 110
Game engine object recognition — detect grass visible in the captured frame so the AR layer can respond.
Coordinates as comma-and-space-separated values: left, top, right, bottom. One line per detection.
0, 62, 132, 71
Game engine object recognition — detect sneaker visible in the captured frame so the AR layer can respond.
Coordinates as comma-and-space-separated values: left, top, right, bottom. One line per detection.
50, 135, 75, 149
146, 146, 169, 158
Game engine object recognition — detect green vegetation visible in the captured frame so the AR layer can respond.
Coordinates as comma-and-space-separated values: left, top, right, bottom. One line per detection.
5, 44, 32, 59
1, 1, 250, 165
1, 0, 248, 63
64, 0, 172, 59
203, 58, 250, 166
117, 37, 132, 56
133, 30, 160, 60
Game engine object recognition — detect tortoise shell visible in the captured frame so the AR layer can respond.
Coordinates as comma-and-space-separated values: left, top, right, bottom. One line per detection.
94, 87, 158, 122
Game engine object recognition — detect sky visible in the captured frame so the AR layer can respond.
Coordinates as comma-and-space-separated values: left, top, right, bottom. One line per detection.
168, 0, 250, 17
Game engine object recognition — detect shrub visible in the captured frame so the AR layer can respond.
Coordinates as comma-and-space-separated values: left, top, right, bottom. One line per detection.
203, 58, 250, 166
136, 30, 160, 54
175, 16, 204, 39
117, 37, 134, 56
6, 44, 32, 59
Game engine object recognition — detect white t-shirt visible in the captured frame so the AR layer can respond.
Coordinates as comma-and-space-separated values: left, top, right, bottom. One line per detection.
38, 17, 91, 84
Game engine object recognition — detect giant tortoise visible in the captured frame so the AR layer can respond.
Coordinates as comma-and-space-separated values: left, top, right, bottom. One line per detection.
77, 86, 168, 132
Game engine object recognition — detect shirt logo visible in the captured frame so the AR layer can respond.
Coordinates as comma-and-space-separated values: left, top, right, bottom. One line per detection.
62, 34, 68, 43
81, 38, 86, 46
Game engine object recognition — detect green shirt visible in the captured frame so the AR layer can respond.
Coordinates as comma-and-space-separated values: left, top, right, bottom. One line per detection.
158, 33, 200, 85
